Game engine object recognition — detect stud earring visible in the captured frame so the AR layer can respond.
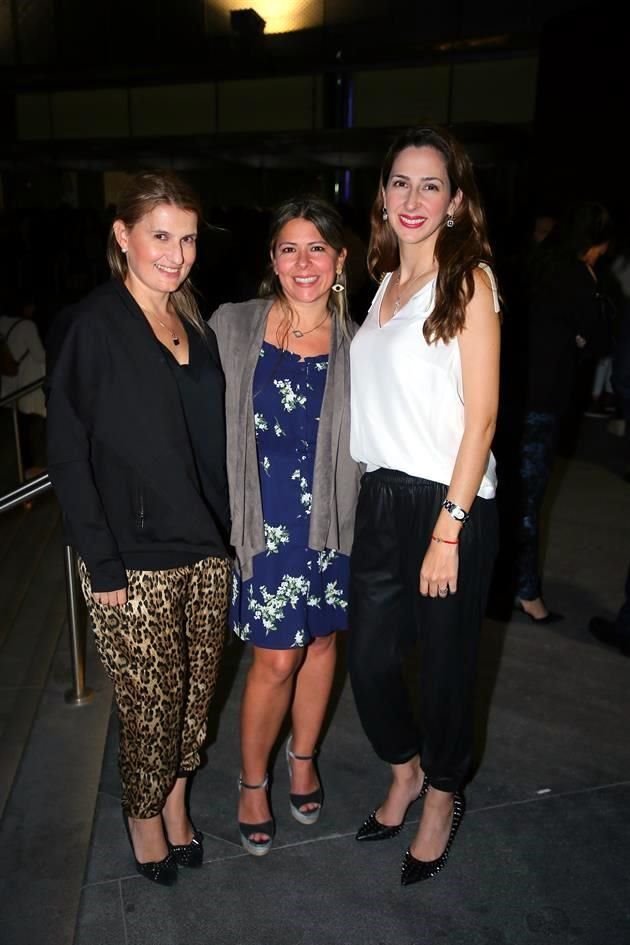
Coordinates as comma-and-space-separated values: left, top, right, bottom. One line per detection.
446, 215, 455, 228
331, 270, 345, 294
382, 207, 388, 223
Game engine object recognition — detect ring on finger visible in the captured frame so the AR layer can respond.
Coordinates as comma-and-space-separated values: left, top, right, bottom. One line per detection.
438, 586, 448, 596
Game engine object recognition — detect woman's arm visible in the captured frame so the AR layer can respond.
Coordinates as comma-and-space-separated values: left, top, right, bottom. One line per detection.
419, 267, 500, 597
47, 315, 127, 601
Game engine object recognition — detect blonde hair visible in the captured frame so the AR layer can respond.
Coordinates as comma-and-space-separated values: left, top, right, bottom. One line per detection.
106, 170, 205, 333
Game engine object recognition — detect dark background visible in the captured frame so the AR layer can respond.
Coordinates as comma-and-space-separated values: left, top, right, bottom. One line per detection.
0, 0, 627, 318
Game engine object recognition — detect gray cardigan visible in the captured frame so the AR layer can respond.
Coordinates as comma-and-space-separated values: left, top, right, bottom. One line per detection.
210, 298, 363, 581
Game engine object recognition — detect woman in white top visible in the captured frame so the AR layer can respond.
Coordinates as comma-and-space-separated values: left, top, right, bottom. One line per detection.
348, 125, 500, 886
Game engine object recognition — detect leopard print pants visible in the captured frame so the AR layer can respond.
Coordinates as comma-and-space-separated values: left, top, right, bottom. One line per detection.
78, 556, 231, 818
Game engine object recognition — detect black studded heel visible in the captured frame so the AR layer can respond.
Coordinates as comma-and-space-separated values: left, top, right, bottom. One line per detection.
285, 735, 323, 825
400, 791, 465, 885
238, 774, 275, 856
123, 813, 178, 886
355, 773, 429, 842
167, 827, 204, 868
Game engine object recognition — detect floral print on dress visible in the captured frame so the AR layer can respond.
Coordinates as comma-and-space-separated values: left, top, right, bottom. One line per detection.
230, 341, 350, 649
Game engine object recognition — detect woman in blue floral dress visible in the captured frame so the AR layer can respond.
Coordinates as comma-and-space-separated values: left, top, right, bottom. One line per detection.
232, 344, 349, 648
211, 196, 362, 856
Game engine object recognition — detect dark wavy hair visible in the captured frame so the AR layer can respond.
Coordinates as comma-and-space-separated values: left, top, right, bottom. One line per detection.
106, 170, 205, 333
368, 125, 494, 344
259, 194, 349, 348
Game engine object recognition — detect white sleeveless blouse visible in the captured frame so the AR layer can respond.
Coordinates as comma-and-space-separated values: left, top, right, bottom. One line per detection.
349, 264, 499, 499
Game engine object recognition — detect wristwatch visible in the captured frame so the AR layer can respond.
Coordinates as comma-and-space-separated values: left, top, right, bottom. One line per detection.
441, 498, 470, 526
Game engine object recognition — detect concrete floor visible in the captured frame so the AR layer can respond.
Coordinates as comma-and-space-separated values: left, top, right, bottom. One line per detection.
1, 415, 629, 945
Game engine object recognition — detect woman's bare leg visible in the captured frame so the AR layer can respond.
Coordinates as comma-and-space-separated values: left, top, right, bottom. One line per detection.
289, 633, 337, 810
238, 646, 303, 840
409, 786, 455, 861
162, 776, 192, 845
374, 755, 426, 827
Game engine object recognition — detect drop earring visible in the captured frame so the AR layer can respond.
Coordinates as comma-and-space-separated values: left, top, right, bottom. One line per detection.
446, 215, 455, 228
331, 270, 345, 293
382, 207, 388, 222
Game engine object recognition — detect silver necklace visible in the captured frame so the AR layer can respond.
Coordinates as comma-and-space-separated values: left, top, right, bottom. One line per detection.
143, 308, 181, 346
392, 267, 435, 316
291, 312, 331, 338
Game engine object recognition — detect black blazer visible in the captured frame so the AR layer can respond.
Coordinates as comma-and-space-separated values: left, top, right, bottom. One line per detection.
47, 279, 230, 592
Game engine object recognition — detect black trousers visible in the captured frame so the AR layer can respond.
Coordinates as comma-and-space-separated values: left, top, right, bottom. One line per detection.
515, 410, 557, 601
348, 469, 498, 793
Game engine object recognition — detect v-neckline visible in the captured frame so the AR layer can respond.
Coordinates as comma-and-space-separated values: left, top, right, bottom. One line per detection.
376, 272, 436, 328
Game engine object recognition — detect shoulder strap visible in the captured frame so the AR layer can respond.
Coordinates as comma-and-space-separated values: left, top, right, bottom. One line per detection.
477, 263, 501, 313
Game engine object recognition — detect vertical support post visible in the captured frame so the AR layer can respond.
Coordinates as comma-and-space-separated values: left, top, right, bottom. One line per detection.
63, 545, 93, 706
11, 404, 24, 484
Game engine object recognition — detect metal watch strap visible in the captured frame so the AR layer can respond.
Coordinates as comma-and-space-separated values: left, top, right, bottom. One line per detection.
441, 498, 470, 525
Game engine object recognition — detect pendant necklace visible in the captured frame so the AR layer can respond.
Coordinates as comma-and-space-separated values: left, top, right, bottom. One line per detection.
291, 311, 330, 338
392, 267, 435, 316
143, 308, 180, 346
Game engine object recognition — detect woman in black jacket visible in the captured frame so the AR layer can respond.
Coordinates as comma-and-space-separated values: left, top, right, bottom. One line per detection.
47, 171, 231, 885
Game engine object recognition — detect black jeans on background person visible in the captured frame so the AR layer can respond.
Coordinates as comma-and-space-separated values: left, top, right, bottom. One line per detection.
348, 470, 498, 795
514, 410, 557, 602
612, 302, 630, 469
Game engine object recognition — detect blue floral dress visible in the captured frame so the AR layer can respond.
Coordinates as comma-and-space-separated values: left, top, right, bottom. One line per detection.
231, 341, 350, 649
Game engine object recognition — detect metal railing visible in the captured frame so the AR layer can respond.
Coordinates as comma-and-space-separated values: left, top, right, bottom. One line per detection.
0, 376, 46, 484
0, 383, 92, 706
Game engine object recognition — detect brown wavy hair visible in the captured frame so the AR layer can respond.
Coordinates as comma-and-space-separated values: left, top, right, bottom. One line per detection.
259, 194, 349, 349
106, 170, 205, 333
368, 125, 495, 344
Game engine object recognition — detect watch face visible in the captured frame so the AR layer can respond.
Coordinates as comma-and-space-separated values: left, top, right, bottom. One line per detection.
444, 500, 465, 520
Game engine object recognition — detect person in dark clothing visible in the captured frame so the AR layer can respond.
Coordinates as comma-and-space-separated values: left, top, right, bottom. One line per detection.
589, 565, 630, 657
514, 201, 612, 622
609, 243, 630, 474
46, 171, 232, 886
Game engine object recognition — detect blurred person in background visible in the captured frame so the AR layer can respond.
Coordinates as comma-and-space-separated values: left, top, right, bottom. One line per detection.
0, 292, 47, 479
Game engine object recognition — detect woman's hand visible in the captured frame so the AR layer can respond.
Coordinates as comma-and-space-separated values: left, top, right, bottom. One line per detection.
419, 541, 459, 598
93, 587, 127, 607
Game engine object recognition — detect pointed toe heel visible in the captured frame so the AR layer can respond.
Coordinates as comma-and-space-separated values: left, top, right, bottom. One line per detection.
285, 736, 323, 825
515, 601, 564, 624
168, 828, 204, 868
356, 774, 429, 842
135, 852, 178, 885
356, 809, 404, 841
123, 814, 178, 886
400, 791, 465, 886
238, 774, 275, 856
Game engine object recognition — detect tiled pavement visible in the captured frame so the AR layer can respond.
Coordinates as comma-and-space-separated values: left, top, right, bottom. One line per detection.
1, 416, 629, 945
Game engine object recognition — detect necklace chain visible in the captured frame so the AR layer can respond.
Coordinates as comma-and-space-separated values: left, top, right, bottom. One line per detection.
392, 267, 435, 316
142, 307, 181, 346
291, 311, 331, 338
